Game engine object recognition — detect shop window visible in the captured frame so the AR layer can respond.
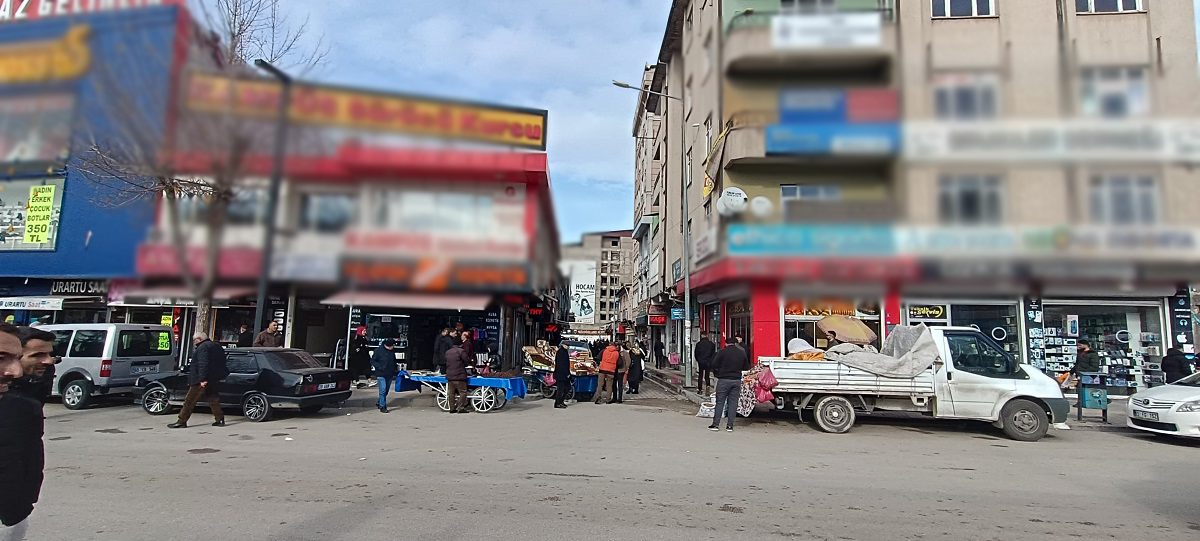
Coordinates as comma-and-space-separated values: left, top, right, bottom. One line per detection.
298, 192, 355, 233
938, 175, 1003, 225
932, 0, 993, 18
1042, 303, 1163, 394
934, 73, 998, 120
945, 332, 1013, 377
1089, 175, 1158, 225
70, 330, 107, 357
1080, 67, 1149, 118
781, 184, 842, 202
1076, 0, 1141, 14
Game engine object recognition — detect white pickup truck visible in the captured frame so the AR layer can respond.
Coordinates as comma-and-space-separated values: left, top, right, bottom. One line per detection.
760, 326, 1069, 441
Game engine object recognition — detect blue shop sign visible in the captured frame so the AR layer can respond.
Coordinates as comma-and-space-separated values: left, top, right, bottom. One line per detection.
765, 123, 900, 155
780, 89, 846, 124
728, 224, 896, 256
670, 308, 685, 320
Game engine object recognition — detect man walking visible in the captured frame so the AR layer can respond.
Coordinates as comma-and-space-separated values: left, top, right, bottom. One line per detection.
0, 324, 40, 540
170, 332, 228, 428
371, 339, 399, 413
444, 338, 471, 413
709, 335, 750, 433
694, 333, 717, 395
654, 338, 666, 370
553, 341, 572, 409
595, 343, 620, 404
253, 320, 284, 347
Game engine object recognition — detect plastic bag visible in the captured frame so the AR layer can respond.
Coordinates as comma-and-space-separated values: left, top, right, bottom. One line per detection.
543, 374, 556, 387
754, 385, 774, 403
758, 368, 779, 390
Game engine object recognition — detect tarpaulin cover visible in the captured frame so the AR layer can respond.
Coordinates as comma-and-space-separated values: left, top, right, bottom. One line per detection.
824, 324, 941, 379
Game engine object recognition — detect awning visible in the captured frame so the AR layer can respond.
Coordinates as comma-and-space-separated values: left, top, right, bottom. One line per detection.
115, 287, 257, 307
321, 291, 492, 312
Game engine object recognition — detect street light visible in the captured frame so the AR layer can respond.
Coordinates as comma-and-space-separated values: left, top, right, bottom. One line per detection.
252, 58, 293, 337
612, 80, 682, 101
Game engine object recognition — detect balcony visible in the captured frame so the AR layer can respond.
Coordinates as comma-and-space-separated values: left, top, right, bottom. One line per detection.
724, 2, 896, 80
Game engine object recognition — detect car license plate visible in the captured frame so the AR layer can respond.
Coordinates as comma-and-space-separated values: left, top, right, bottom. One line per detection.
317, 382, 336, 391
1132, 410, 1158, 421
131, 366, 158, 374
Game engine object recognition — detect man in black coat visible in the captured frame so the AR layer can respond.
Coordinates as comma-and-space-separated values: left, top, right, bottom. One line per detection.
1162, 348, 1195, 384
654, 339, 667, 369
372, 339, 399, 413
169, 332, 228, 429
708, 336, 751, 433
0, 324, 40, 539
444, 341, 471, 413
432, 328, 452, 374
553, 342, 572, 409
694, 334, 717, 395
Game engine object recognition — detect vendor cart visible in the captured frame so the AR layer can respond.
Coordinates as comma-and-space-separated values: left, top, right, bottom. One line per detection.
402, 373, 527, 413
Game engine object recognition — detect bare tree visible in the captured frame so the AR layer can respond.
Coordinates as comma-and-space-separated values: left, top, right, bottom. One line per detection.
74, 0, 328, 339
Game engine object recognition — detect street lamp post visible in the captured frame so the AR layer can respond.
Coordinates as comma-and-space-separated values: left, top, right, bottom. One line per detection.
252, 59, 292, 336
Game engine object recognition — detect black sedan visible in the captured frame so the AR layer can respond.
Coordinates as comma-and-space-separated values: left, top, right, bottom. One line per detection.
135, 348, 352, 422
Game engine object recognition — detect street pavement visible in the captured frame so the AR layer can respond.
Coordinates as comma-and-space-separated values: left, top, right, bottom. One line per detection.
24, 384, 1200, 541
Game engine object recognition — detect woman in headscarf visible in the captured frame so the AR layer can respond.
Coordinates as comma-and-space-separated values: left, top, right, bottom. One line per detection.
786, 338, 825, 361
627, 343, 646, 394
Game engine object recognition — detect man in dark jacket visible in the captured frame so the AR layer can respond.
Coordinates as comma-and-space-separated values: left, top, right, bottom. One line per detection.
694, 334, 717, 395
1162, 348, 1195, 384
1072, 340, 1102, 375
13, 327, 57, 405
372, 339, 399, 413
170, 332, 228, 428
654, 339, 667, 369
708, 336, 751, 432
433, 328, 453, 374
253, 320, 284, 347
236, 324, 254, 348
444, 340, 471, 413
0, 324, 41, 538
553, 342, 572, 409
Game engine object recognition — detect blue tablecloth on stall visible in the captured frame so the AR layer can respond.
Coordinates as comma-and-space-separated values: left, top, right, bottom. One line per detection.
573, 374, 597, 393
393, 372, 424, 393
403, 373, 527, 400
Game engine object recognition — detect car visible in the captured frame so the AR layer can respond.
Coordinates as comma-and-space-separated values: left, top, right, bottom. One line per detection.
40, 323, 177, 410
1126, 372, 1200, 438
135, 348, 352, 422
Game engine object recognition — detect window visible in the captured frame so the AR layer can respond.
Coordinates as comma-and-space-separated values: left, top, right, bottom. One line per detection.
51, 330, 73, 357
1080, 67, 1149, 118
601, 276, 608, 285
70, 330, 107, 357
299, 192, 355, 233
116, 330, 171, 357
1076, 0, 1141, 13
601, 263, 609, 274
225, 353, 259, 374
938, 175, 1003, 225
780, 184, 842, 202
226, 187, 267, 226
685, 78, 693, 118
264, 351, 324, 371
932, 0, 993, 17
945, 333, 1014, 377
600, 314, 608, 321
703, 32, 714, 76
704, 115, 713, 157
1089, 174, 1159, 225
704, 201, 712, 217
610, 239, 619, 247
685, 149, 693, 187
782, 0, 836, 12
934, 73, 998, 120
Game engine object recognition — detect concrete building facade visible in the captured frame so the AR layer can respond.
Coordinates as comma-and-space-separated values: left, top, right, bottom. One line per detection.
560, 230, 637, 336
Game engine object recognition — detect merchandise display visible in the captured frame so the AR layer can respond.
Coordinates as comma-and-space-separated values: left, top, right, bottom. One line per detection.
1042, 307, 1165, 396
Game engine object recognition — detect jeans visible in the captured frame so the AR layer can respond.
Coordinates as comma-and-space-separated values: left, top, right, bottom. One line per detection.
595, 373, 615, 403
712, 378, 740, 429
1, 517, 28, 541
698, 367, 712, 393
178, 382, 223, 424
613, 373, 625, 402
377, 377, 393, 409
448, 380, 470, 412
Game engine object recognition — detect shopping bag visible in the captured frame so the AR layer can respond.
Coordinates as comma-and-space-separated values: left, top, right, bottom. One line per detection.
758, 368, 779, 390
754, 386, 774, 404
543, 374, 556, 387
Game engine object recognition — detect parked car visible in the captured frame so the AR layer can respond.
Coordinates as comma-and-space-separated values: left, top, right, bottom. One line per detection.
40, 323, 177, 410
135, 348, 352, 422
1126, 372, 1200, 438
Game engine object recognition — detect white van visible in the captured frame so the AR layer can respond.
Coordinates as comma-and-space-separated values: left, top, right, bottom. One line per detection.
41, 323, 178, 410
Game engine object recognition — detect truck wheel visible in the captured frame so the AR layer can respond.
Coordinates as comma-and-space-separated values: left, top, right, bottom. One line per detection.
61, 379, 93, 410
1000, 399, 1048, 442
813, 395, 855, 434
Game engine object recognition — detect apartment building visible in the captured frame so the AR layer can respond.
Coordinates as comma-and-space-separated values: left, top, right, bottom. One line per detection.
629, 0, 1200, 387
560, 230, 637, 336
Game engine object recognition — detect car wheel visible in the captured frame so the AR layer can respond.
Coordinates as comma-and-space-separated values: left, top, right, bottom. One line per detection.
1001, 399, 1048, 442
141, 385, 172, 415
813, 395, 855, 434
299, 404, 323, 415
242, 392, 272, 422
61, 379, 93, 411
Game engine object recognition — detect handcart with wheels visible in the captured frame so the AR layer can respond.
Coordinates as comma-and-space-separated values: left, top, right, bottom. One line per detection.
402, 373, 527, 413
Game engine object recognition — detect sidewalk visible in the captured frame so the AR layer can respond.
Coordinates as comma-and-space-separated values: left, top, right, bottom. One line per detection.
644, 366, 705, 406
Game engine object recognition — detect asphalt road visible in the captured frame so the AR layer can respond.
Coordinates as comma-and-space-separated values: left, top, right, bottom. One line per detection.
24, 388, 1200, 541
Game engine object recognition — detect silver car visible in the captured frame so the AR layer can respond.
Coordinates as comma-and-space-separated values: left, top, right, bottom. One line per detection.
40, 323, 178, 410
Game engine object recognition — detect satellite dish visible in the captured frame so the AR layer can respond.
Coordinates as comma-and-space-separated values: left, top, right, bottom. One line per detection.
717, 187, 748, 217
750, 196, 773, 218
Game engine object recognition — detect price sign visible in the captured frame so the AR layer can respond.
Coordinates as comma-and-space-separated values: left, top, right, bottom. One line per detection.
23, 185, 56, 244
157, 331, 171, 352
160, 314, 173, 326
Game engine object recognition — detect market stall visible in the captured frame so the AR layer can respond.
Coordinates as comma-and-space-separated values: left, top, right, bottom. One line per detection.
520, 340, 599, 401
399, 372, 527, 413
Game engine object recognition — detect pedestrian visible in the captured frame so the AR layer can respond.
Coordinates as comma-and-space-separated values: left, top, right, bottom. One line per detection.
553, 341, 572, 409
1161, 347, 1194, 384
236, 324, 253, 348
444, 337, 471, 413
461, 330, 475, 364
169, 332, 228, 429
0, 324, 43, 540
612, 342, 631, 404
694, 333, 717, 395
350, 327, 372, 388
13, 327, 57, 404
453, 322, 465, 345
371, 339, 399, 413
709, 334, 750, 433
433, 328, 452, 374
595, 342, 620, 404
654, 338, 666, 370
1072, 340, 1102, 375
253, 320, 284, 347
628, 343, 645, 395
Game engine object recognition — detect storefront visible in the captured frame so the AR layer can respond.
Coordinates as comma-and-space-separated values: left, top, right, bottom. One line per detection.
784, 296, 884, 350
0, 279, 113, 325
902, 299, 1021, 356
1038, 297, 1169, 397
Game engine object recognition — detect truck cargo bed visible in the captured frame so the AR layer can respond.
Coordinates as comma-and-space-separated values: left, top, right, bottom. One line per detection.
767, 359, 936, 396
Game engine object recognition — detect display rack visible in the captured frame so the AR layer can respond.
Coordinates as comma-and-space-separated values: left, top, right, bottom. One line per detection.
1041, 314, 1156, 396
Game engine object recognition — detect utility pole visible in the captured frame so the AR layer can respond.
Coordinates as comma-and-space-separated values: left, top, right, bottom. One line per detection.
252, 59, 292, 336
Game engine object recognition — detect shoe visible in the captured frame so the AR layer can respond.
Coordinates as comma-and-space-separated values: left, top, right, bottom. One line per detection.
708, 425, 720, 431
380, 407, 389, 413
554, 404, 568, 409
168, 422, 187, 429
211, 420, 225, 427
356, 382, 367, 389
594, 401, 602, 405
726, 427, 734, 432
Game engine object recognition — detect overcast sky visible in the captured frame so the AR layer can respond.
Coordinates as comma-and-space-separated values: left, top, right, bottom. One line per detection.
262, 0, 672, 244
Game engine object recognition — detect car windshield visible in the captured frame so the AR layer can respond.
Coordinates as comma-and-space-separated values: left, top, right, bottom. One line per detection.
1174, 372, 1200, 387
264, 351, 325, 371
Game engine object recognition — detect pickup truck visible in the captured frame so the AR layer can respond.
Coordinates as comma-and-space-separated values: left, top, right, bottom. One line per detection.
760, 326, 1069, 441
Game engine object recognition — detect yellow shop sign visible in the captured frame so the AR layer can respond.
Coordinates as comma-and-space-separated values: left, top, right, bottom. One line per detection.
0, 25, 91, 85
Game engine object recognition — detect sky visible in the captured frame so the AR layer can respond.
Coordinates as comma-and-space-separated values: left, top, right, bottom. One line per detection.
269, 0, 673, 245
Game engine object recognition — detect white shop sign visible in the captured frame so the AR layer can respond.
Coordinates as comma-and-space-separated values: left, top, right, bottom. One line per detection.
772, 12, 882, 50
0, 297, 64, 310
905, 120, 1200, 163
